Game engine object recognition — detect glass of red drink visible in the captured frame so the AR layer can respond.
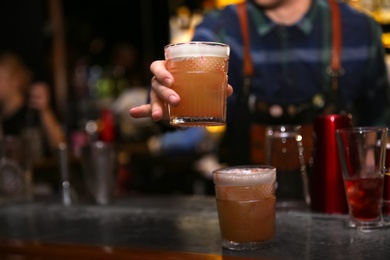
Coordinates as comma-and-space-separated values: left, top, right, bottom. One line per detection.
213, 165, 276, 250
336, 127, 388, 230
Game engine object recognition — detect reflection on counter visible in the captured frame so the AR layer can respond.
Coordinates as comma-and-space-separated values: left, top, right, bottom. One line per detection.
0, 197, 389, 259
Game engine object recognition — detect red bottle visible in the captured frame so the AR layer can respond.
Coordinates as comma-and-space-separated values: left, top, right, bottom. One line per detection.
100, 109, 115, 142
310, 113, 352, 214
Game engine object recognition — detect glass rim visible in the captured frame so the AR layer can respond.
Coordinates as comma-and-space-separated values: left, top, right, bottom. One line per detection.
164, 41, 230, 50
266, 125, 301, 130
315, 113, 353, 119
212, 165, 276, 174
266, 125, 302, 137
336, 126, 388, 134
212, 165, 276, 186
164, 41, 230, 60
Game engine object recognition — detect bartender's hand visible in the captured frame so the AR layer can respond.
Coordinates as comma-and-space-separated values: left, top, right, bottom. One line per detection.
129, 60, 233, 122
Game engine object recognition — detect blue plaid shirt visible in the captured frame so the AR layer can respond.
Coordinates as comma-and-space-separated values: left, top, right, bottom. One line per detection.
192, 0, 390, 126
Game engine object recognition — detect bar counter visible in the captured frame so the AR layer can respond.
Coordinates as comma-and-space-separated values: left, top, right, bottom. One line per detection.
0, 196, 389, 259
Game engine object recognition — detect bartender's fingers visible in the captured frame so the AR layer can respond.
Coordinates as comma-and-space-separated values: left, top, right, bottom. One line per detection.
129, 104, 152, 118
149, 89, 169, 121
150, 60, 171, 85
151, 76, 180, 107
150, 61, 180, 106
128, 92, 166, 121
227, 84, 233, 97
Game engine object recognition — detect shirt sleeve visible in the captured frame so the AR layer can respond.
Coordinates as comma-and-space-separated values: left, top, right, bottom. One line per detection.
192, 10, 225, 42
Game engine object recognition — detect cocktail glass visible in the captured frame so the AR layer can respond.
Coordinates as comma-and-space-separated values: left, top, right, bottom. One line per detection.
213, 165, 276, 250
336, 127, 388, 230
164, 41, 230, 127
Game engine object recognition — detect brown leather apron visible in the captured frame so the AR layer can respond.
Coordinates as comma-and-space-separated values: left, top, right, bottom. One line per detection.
235, 0, 343, 166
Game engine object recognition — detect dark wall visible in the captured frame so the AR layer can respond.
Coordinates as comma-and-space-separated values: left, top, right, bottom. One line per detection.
0, 0, 47, 82
64, 0, 170, 84
0, 0, 171, 85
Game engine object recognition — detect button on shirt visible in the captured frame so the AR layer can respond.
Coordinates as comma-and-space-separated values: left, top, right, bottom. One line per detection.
192, 0, 390, 126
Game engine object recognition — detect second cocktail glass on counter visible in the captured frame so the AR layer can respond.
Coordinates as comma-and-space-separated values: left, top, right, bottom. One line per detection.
213, 165, 276, 250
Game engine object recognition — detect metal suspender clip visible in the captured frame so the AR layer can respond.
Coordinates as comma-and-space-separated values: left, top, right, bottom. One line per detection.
241, 76, 251, 103
326, 66, 345, 92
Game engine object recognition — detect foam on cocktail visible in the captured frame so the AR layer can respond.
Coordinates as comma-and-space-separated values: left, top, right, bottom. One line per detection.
165, 42, 230, 60
213, 167, 276, 186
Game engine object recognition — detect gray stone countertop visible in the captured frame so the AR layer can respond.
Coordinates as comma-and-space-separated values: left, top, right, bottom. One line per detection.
0, 196, 389, 259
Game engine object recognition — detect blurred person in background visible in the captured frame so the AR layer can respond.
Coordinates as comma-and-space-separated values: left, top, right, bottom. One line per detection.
0, 52, 65, 155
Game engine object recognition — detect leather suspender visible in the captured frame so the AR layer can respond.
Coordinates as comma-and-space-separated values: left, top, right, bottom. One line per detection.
326, 0, 344, 112
237, 1, 254, 102
237, 2, 254, 78
327, 0, 344, 92
237, 0, 344, 108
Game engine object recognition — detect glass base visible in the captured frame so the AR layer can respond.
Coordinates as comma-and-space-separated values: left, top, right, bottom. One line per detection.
221, 239, 273, 251
170, 116, 225, 127
347, 218, 390, 231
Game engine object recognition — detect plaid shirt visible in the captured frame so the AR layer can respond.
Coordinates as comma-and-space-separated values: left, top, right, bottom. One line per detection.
192, 0, 390, 126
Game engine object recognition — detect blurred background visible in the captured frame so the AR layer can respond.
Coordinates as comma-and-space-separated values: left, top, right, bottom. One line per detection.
0, 0, 389, 202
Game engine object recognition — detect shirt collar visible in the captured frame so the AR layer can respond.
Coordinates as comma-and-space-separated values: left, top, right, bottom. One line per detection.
247, 0, 319, 36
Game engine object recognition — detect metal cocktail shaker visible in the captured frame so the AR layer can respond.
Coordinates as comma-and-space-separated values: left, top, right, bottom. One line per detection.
309, 113, 352, 214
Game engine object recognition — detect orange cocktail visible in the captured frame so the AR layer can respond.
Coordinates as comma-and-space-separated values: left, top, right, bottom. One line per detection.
164, 42, 229, 127
213, 166, 276, 250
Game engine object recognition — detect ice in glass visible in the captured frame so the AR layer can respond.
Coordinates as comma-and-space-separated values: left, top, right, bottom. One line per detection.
213, 166, 276, 250
344, 177, 383, 220
164, 42, 229, 127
